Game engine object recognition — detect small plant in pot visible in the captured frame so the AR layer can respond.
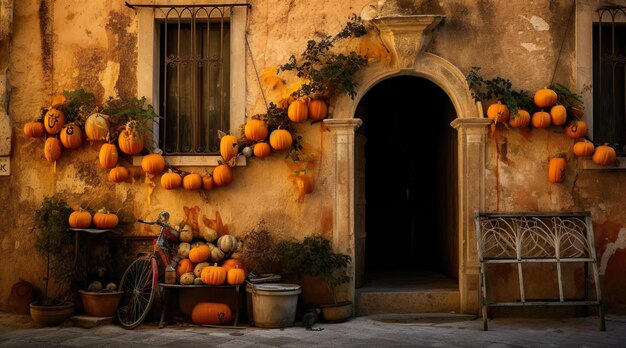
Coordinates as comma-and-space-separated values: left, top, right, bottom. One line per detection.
30, 196, 76, 326
79, 280, 123, 318
279, 235, 353, 322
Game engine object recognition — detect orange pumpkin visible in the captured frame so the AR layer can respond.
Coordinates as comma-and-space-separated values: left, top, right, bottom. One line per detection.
141, 154, 165, 174
508, 109, 531, 128
221, 259, 248, 278
226, 265, 246, 285
99, 143, 118, 169
202, 176, 215, 190
564, 121, 587, 139
549, 105, 567, 126
176, 259, 195, 278
572, 141, 595, 157
220, 135, 239, 161
183, 173, 202, 191
296, 172, 314, 194
189, 244, 211, 263
308, 99, 328, 121
534, 88, 558, 108
68, 209, 92, 228
548, 157, 566, 183
269, 129, 293, 150
288, 100, 308, 123
44, 108, 66, 135
108, 166, 129, 183
51, 95, 67, 108
93, 209, 119, 229
191, 302, 232, 325
531, 111, 551, 128
592, 145, 617, 166
200, 263, 227, 285
253, 142, 272, 158
213, 164, 233, 187
24, 121, 45, 138
244, 119, 269, 142
118, 129, 144, 155
44, 137, 62, 163
60, 124, 83, 149
161, 171, 182, 190
486, 101, 510, 124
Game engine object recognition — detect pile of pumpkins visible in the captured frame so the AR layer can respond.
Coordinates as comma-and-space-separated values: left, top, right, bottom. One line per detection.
172, 223, 248, 287
486, 87, 618, 183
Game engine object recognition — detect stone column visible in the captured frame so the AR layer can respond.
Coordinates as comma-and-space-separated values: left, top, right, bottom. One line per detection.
450, 117, 491, 314
323, 118, 363, 304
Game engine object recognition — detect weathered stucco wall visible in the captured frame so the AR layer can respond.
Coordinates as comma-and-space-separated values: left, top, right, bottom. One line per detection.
2, 0, 626, 313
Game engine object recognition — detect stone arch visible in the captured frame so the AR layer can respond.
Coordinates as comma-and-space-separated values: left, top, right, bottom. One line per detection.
333, 52, 480, 121
324, 51, 490, 315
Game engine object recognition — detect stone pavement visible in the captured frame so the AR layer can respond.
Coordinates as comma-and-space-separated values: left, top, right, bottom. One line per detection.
1, 314, 626, 347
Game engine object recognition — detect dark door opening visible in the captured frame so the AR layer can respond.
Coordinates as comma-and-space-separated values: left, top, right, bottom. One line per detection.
355, 76, 458, 283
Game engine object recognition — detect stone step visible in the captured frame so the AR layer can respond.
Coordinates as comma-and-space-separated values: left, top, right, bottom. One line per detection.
355, 289, 460, 316
365, 312, 476, 324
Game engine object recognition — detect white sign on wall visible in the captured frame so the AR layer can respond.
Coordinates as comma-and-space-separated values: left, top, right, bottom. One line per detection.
0, 157, 9, 176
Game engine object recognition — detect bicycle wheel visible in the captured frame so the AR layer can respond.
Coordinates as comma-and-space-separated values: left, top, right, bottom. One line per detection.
117, 256, 158, 329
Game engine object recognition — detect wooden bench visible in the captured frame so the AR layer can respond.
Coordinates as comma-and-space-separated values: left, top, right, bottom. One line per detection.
474, 211, 605, 331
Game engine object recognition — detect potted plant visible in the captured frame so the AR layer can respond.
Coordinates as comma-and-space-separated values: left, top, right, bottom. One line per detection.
279, 235, 353, 322
79, 280, 123, 317
29, 196, 76, 326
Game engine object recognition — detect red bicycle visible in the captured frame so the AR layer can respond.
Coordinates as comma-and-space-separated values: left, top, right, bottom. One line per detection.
117, 211, 179, 329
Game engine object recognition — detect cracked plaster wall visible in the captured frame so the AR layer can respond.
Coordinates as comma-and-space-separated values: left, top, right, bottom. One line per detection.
1, 0, 626, 312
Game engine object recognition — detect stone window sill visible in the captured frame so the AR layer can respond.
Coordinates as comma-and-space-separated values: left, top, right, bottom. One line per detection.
131, 155, 246, 167
582, 158, 626, 171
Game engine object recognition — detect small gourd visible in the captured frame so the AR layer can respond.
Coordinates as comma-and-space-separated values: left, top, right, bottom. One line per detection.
209, 244, 225, 262
288, 100, 308, 123
486, 101, 510, 124
269, 129, 293, 150
548, 157, 566, 183
177, 242, 191, 258
44, 137, 62, 163
244, 119, 269, 141
44, 108, 66, 135
572, 141, 595, 157
534, 88, 558, 108
59, 124, 83, 149
219, 135, 239, 162
213, 164, 233, 186
85, 113, 110, 141
226, 265, 246, 285
565, 121, 588, 139
141, 153, 165, 174
183, 173, 203, 191
161, 170, 182, 190
179, 224, 194, 243
531, 111, 551, 129
179, 272, 195, 285
24, 121, 46, 138
549, 105, 567, 126
308, 99, 328, 121
93, 208, 119, 229
108, 167, 129, 183
194, 262, 210, 277
508, 110, 531, 128
202, 226, 218, 243
253, 142, 272, 158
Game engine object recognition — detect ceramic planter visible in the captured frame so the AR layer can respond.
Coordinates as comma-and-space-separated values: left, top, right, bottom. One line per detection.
79, 290, 123, 317
29, 302, 74, 326
320, 301, 353, 323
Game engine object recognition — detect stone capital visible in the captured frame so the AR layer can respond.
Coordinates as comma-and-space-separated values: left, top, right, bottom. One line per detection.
450, 117, 492, 130
323, 118, 363, 132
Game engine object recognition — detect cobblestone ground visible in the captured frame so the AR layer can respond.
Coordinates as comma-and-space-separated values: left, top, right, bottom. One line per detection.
1, 315, 625, 347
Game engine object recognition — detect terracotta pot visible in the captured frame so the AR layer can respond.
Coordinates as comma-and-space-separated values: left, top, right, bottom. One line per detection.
79, 290, 123, 317
320, 301, 353, 323
29, 302, 74, 326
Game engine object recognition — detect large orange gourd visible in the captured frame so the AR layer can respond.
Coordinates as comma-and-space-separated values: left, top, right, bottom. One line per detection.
220, 135, 239, 161
191, 302, 232, 325
592, 145, 617, 165
141, 154, 165, 174
60, 124, 83, 149
24, 121, 46, 138
68, 209, 92, 228
213, 164, 233, 186
486, 101, 510, 124
534, 88, 558, 108
44, 137, 62, 163
565, 121, 587, 139
118, 128, 144, 155
176, 259, 195, 278
508, 110, 530, 128
288, 100, 308, 123
44, 108, 66, 135
308, 99, 328, 121
269, 129, 293, 150
244, 119, 269, 141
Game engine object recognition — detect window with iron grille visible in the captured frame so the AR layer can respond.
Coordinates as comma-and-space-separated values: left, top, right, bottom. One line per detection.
594, 6, 626, 154
157, 9, 231, 155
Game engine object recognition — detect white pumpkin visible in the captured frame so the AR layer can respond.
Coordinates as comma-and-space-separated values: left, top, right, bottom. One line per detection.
202, 226, 218, 243
180, 224, 194, 243
194, 262, 210, 277
179, 272, 195, 285
85, 113, 110, 141
177, 242, 191, 258
217, 235, 237, 253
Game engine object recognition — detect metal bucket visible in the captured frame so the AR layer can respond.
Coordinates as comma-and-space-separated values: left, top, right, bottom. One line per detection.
247, 283, 301, 328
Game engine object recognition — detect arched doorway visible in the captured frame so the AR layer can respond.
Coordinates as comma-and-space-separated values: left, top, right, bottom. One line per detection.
354, 75, 458, 307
